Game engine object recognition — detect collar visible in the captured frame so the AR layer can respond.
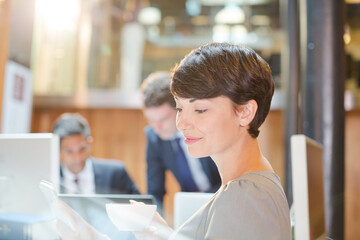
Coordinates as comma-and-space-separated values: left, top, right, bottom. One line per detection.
62, 158, 93, 180
172, 131, 185, 141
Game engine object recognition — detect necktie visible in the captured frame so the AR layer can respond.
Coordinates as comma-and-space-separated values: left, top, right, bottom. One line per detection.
173, 138, 199, 192
74, 176, 80, 193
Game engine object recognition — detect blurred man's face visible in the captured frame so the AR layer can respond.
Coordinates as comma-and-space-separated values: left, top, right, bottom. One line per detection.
144, 103, 178, 140
60, 134, 92, 174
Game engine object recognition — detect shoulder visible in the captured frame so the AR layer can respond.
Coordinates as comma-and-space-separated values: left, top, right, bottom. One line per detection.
205, 172, 290, 238
216, 171, 285, 204
209, 171, 289, 224
145, 126, 160, 142
144, 125, 154, 136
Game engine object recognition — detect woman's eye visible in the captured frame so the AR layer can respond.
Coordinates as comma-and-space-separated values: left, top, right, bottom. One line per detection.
195, 109, 207, 114
175, 108, 182, 112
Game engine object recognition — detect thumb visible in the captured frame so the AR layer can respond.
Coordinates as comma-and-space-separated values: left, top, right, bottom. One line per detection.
56, 219, 79, 240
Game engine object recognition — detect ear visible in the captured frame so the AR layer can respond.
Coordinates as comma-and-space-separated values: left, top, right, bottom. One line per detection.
237, 100, 258, 127
86, 136, 94, 146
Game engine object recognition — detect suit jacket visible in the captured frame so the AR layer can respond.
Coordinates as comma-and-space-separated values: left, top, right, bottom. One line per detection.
145, 127, 221, 210
60, 157, 139, 194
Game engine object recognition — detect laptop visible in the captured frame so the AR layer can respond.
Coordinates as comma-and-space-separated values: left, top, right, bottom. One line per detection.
59, 194, 156, 240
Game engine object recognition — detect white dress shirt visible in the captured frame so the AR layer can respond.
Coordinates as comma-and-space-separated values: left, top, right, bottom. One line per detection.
173, 132, 211, 192
62, 159, 96, 194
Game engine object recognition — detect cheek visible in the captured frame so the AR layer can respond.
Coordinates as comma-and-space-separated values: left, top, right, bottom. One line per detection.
64, 153, 76, 161
196, 115, 224, 136
165, 116, 177, 130
169, 114, 177, 126
61, 154, 72, 165
81, 149, 91, 158
200, 114, 238, 142
60, 151, 68, 160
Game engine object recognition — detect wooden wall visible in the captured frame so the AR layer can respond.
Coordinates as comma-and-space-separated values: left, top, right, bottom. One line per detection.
31, 107, 360, 239
344, 111, 360, 240
0, 0, 11, 131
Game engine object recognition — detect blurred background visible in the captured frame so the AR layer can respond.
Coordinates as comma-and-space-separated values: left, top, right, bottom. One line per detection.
0, 0, 359, 239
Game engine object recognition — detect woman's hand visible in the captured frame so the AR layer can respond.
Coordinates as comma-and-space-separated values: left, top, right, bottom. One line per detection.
130, 200, 173, 240
55, 199, 111, 240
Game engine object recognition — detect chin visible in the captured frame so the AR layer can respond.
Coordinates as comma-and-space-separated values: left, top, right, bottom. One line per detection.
73, 165, 85, 174
159, 134, 171, 141
159, 131, 177, 140
187, 148, 209, 159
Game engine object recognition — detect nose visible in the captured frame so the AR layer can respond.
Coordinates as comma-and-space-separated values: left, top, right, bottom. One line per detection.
72, 151, 83, 162
176, 110, 192, 131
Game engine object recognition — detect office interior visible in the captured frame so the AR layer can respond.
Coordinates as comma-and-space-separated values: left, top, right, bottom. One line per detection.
0, 0, 359, 239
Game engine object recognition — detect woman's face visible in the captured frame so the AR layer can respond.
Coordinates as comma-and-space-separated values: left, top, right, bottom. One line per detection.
175, 96, 243, 158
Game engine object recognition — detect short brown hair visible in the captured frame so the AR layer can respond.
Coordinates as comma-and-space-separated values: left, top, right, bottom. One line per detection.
170, 42, 274, 138
141, 71, 176, 108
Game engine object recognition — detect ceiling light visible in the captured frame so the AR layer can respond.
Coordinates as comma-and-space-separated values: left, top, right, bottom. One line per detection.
35, 0, 80, 30
138, 7, 161, 25
345, 0, 360, 3
201, 0, 273, 6
213, 24, 231, 42
186, 0, 202, 16
231, 25, 248, 43
215, 4, 245, 24
344, 24, 351, 45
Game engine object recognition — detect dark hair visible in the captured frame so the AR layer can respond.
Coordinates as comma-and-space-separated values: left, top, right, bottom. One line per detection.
53, 113, 91, 141
170, 42, 274, 138
141, 71, 176, 108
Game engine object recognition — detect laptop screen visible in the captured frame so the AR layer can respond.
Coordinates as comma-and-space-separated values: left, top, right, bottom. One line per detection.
59, 194, 155, 239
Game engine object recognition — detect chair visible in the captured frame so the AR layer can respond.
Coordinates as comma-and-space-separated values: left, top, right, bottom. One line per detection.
173, 192, 213, 229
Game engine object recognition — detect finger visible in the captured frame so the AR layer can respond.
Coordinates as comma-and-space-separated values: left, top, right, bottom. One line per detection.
152, 212, 167, 225
130, 199, 145, 205
54, 200, 77, 230
56, 219, 78, 240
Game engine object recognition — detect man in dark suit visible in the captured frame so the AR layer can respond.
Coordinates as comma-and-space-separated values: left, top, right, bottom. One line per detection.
141, 72, 221, 211
53, 113, 139, 194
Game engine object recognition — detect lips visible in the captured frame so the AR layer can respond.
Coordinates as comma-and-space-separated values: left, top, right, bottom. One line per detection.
184, 136, 201, 145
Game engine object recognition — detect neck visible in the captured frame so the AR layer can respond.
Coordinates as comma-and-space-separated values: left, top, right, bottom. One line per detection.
211, 134, 273, 185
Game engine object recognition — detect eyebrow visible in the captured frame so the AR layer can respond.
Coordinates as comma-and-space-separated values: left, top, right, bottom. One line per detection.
174, 97, 198, 103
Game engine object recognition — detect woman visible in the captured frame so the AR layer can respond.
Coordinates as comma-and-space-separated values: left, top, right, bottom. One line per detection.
135, 42, 291, 240
56, 42, 291, 239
